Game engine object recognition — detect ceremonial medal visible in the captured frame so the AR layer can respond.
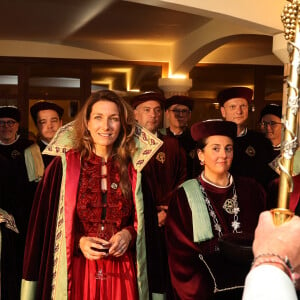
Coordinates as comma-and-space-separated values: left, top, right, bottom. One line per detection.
245, 145, 255, 157
11, 149, 21, 159
156, 151, 166, 164
223, 198, 237, 214
111, 182, 118, 189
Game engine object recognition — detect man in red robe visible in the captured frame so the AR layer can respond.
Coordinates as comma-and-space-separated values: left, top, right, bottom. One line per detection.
162, 95, 199, 179
132, 91, 187, 299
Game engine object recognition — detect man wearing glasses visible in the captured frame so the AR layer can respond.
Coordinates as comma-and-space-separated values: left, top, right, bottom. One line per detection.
163, 95, 199, 178
0, 106, 22, 145
0, 106, 33, 157
0, 105, 34, 299
218, 87, 274, 189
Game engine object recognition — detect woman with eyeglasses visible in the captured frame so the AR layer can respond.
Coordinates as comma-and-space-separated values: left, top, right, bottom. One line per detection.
260, 105, 300, 214
259, 104, 282, 160
258, 104, 285, 209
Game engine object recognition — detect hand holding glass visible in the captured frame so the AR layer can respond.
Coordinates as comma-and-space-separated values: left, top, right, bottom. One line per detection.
94, 223, 115, 279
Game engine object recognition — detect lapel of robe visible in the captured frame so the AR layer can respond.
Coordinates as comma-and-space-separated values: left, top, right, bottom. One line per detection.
51, 150, 81, 299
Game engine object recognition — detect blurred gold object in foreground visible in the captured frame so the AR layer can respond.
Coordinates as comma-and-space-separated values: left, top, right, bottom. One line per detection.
271, 208, 294, 225
275, 0, 300, 224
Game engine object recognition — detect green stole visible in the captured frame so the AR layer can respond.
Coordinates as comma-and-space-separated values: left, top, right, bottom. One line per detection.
181, 179, 213, 243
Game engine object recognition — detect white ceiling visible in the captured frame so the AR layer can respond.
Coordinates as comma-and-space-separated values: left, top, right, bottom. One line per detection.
0, 0, 288, 92
0, 0, 286, 61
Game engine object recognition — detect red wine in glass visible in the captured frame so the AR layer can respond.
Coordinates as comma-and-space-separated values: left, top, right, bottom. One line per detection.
92, 243, 110, 253
95, 223, 115, 279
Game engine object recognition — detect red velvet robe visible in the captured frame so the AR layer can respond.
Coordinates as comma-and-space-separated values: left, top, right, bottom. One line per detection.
22, 150, 138, 299
165, 175, 266, 300
164, 127, 200, 179
141, 133, 187, 296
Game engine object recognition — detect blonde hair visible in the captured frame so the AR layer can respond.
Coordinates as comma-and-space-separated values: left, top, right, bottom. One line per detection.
73, 90, 136, 199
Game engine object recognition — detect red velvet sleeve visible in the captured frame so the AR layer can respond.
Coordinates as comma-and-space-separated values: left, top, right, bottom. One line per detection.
160, 137, 187, 206
22, 156, 63, 295
165, 187, 212, 299
73, 233, 84, 256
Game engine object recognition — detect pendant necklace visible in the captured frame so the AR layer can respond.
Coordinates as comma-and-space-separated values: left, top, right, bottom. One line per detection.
198, 173, 241, 237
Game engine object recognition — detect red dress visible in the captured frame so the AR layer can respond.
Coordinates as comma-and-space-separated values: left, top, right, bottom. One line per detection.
22, 149, 139, 300
71, 153, 138, 300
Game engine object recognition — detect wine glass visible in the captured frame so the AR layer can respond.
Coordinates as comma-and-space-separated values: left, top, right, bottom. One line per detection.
94, 223, 115, 280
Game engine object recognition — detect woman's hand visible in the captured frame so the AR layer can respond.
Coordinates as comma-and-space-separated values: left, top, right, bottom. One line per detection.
108, 229, 132, 257
79, 236, 111, 260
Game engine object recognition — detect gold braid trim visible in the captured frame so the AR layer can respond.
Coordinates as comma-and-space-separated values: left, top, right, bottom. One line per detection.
51, 154, 68, 299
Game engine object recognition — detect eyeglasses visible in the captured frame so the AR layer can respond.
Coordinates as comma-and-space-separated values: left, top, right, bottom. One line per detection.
169, 109, 190, 116
260, 121, 281, 127
0, 120, 17, 127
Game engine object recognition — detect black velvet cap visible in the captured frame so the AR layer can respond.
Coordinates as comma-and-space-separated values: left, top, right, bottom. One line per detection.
0, 106, 20, 122
260, 104, 282, 120
217, 87, 253, 106
131, 91, 165, 109
165, 95, 194, 111
191, 119, 237, 142
30, 101, 64, 124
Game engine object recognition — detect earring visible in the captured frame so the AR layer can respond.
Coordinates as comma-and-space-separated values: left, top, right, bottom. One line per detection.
200, 160, 205, 166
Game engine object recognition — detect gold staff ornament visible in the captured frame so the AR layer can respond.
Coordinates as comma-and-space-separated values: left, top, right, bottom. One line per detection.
272, 0, 300, 225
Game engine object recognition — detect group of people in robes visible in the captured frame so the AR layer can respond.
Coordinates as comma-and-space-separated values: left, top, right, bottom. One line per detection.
1, 85, 294, 299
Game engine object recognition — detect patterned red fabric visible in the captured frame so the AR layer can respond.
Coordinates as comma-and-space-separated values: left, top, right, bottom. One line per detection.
71, 253, 138, 300
71, 152, 138, 300
76, 153, 134, 238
